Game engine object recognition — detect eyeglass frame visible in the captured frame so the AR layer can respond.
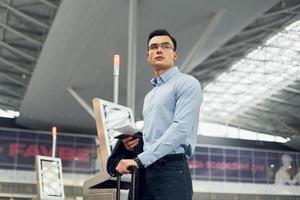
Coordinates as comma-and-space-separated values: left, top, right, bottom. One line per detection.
148, 42, 175, 51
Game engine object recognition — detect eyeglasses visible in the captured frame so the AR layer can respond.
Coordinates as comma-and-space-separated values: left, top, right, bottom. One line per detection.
148, 42, 173, 51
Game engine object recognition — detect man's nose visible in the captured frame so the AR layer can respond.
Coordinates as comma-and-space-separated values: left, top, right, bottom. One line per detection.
156, 48, 163, 54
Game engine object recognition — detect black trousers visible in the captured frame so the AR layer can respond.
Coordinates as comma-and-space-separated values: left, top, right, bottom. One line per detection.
138, 158, 193, 200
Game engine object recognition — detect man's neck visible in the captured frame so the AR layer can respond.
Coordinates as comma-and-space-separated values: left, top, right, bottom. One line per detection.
153, 66, 174, 77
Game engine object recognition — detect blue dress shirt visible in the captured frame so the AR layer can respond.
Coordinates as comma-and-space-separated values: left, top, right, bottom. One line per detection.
138, 66, 202, 167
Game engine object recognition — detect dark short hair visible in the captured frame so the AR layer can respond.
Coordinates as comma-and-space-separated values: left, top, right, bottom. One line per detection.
147, 29, 177, 51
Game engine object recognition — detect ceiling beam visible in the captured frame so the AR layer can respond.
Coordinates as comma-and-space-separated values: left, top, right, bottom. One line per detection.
10, 26, 43, 37
194, 57, 241, 77
0, 80, 23, 88
0, 85, 22, 98
237, 15, 291, 37
252, 105, 300, 121
0, 92, 21, 103
181, 9, 226, 73
0, 56, 31, 74
196, 53, 237, 70
0, 1, 50, 29
239, 112, 299, 135
275, 106, 300, 121
262, 43, 300, 51
202, 112, 288, 137
249, 108, 300, 134
1, 56, 33, 68
67, 87, 94, 118
198, 55, 231, 67
202, 114, 275, 136
0, 71, 26, 87
202, 112, 265, 129
243, 57, 299, 68
235, 113, 287, 135
203, 104, 299, 125
267, 96, 300, 108
0, 94, 21, 109
0, 102, 18, 111
218, 32, 266, 52
231, 119, 273, 134
0, 21, 42, 46
0, 40, 37, 61
9, 43, 39, 52
260, 45, 300, 55
193, 59, 232, 77
37, 0, 59, 10
262, 2, 300, 18
230, 117, 281, 136
283, 86, 300, 95
206, 46, 248, 62
225, 112, 277, 134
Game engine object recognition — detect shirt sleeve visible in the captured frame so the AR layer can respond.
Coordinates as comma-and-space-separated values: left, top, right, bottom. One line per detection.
138, 77, 203, 167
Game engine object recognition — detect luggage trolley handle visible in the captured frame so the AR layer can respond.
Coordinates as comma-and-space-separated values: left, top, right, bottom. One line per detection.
116, 174, 121, 200
116, 166, 138, 200
128, 166, 137, 200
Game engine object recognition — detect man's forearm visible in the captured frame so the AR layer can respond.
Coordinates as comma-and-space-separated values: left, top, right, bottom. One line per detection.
138, 122, 190, 167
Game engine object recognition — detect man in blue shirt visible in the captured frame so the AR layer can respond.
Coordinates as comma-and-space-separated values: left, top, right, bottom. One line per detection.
116, 29, 202, 200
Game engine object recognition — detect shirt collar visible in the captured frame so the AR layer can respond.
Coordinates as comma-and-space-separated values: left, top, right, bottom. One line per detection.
151, 66, 180, 87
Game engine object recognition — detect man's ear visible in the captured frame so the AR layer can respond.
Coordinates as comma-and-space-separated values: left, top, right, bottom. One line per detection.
173, 51, 178, 61
146, 52, 150, 61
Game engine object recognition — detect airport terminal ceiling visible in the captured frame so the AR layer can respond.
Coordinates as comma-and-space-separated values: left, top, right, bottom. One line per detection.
0, 0, 299, 139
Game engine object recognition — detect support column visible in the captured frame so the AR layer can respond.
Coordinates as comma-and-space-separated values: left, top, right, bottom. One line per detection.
67, 87, 94, 118
127, 0, 138, 113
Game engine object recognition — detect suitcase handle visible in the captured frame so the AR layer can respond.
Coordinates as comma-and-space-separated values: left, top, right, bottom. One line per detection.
116, 175, 121, 200
116, 166, 138, 200
128, 166, 137, 200
128, 166, 137, 173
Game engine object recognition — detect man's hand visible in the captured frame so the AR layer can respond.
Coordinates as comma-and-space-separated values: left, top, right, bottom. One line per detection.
116, 159, 138, 174
122, 137, 139, 151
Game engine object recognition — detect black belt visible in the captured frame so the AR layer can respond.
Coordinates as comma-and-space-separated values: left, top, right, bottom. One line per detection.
162, 153, 187, 161
151, 153, 186, 167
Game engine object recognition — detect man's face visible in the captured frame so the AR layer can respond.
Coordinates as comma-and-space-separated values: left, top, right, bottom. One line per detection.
147, 35, 178, 70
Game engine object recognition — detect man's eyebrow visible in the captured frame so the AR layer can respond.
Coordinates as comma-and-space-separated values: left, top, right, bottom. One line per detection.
149, 42, 171, 45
